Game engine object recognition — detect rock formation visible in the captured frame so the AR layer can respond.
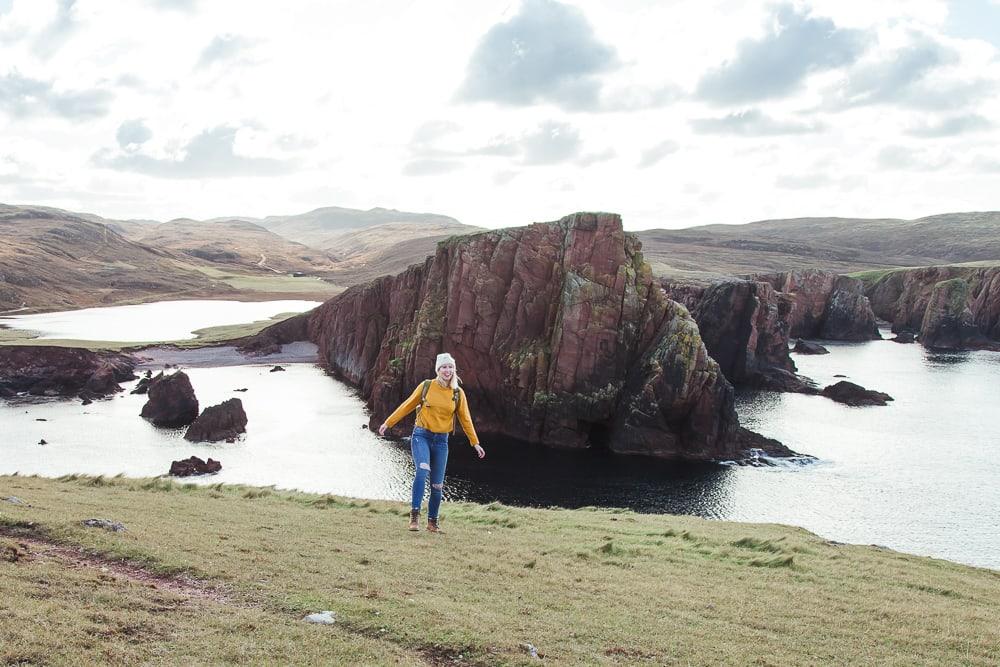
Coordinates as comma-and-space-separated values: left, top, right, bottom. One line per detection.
184, 398, 248, 442
237, 313, 309, 356
866, 266, 1000, 350
754, 270, 881, 341
140, 371, 199, 427
919, 279, 991, 350
255, 212, 795, 461
793, 340, 829, 355
821, 381, 893, 407
168, 456, 222, 476
0, 346, 135, 400
687, 280, 815, 393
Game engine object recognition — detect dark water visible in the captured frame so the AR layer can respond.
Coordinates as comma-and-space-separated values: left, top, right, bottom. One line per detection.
2, 331, 998, 569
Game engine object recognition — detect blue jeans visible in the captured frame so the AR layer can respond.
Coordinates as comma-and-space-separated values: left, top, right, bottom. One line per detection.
410, 426, 449, 519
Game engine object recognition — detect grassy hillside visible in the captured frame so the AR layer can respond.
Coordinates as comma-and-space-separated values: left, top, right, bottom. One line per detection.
136, 219, 342, 275
637, 211, 1000, 281
0, 206, 343, 313
2, 475, 998, 665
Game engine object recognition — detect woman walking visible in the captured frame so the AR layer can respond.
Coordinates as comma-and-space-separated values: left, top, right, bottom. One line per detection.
379, 353, 485, 532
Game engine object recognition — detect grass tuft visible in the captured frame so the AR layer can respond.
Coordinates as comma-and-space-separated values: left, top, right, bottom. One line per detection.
749, 555, 795, 568
732, 536, 787, 554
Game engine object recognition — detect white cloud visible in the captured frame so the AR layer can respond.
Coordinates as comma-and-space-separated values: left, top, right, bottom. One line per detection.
0, 71, 111, 118
696, 4, 868, 104
638, 141, 679, 168
906, 114, 992, 137
196, 33, 253, 69
94, 125, 296, 178
457, 0, 619, 110
116, 119, 153, 149
691, 109, 823, 136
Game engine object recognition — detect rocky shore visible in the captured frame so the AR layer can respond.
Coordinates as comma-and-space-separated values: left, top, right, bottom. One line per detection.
0, 346, 136, 400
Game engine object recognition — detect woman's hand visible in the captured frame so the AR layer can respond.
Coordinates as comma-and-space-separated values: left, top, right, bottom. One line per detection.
378, 423, 388, 436
474, 444, 486, 459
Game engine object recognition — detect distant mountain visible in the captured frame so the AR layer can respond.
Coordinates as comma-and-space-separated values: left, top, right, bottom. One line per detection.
319, 222, 478, 284
637, 212, 1000, 282
209, 206, 478, 250
136, 218, 342, 274
0, 205, 218, 312
0, 202, 476, 312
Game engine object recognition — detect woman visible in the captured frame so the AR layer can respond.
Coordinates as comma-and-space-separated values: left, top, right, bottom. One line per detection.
379, 352, 485, 532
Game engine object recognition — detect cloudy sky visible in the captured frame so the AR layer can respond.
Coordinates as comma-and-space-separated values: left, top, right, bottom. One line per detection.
1, 0, 998, 230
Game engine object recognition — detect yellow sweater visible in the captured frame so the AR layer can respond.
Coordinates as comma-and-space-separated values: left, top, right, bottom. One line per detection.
384, 380, 480, 446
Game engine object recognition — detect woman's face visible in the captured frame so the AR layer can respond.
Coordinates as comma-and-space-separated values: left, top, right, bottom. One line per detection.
437, 363, 455, 382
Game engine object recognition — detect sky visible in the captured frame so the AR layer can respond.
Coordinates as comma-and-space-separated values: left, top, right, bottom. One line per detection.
0, 0, 998, 231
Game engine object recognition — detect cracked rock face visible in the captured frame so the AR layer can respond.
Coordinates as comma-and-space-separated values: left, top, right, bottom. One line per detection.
295, 212, 748, 460
866, 266, 1000, 349
919, 279, 991, 351
754, 270, 880, 341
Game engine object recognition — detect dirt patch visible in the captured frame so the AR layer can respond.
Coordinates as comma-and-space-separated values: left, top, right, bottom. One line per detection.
0, 528, 230, 604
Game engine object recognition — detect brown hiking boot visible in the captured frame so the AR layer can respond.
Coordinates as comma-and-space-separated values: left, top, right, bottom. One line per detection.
408, 509, 420, 531
426, 517, 442, 534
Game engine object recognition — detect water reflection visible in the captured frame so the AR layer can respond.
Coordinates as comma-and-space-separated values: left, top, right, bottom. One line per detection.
440, 438, 735, 515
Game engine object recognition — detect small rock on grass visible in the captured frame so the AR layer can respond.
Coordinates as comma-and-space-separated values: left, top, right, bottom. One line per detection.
82, 518, 126, 532
3, 496, 28, 506
303, 611, 336, 624
520, 642, 541, 659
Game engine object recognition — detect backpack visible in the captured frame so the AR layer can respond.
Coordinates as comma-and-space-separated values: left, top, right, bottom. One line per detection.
415, 379, 461, 433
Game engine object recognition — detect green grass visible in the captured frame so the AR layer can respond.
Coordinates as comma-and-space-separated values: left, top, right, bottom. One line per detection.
1, 475, 998, 665
176, 261, 345, 294
849, 261, 1000, 285
0, 312, 304, 352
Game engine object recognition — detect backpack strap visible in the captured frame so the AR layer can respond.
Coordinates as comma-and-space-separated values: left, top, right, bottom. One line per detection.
415, 379, 432, 414
451, 386, 461, 433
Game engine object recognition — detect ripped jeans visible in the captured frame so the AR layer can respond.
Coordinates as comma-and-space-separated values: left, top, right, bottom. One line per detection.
410, 426, 449, 519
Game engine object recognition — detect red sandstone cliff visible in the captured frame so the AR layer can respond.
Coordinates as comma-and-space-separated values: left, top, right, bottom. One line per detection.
683, 280, 815, 393
866, 266, 1000, 349
260, 213, 788, 460
754, 270, 880, 341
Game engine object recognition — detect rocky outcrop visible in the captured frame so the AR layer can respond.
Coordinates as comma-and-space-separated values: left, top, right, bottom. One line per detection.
0, 346, 135, 400
821, 381, 893, 406
866, 266, 1000, 349
754, 270, 880, 341
236, 312, 309, 356
168, 456, 222, 476
793, 340, 829, 355
256, 212, 790, 461
184, 398, 247, 442
131, 371, 155, 394
687, 280, 814, 393
140, 371, 199, 427
919, 279, 992, 350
